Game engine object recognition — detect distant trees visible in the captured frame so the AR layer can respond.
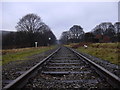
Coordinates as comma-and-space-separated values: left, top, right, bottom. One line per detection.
16, 14, 41, 32
60, 25, 84, 44
60, 22, 120, 44
114, 22, 120, 33
2, 32, 16, 48
3, 17, 120, 48
114, 22, 120, 42
2, 13, 56, 49
60, 31, 69, 44
68, 25, 84, 43
84, 32, 98, 43
92, 22, 119, 42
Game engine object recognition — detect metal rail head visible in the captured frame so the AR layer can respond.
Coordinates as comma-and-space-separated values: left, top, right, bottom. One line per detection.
67, 47, 120, 89
2, 47, 61, 90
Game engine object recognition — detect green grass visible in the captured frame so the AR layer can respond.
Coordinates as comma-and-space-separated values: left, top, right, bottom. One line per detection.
76, 43, 119, 65
2, 46, 55, 65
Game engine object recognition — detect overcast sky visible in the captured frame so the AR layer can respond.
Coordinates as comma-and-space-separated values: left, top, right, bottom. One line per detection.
1, 2, 118, 39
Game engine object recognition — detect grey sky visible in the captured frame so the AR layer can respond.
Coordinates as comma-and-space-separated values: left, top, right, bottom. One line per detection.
1, 2, 118, 39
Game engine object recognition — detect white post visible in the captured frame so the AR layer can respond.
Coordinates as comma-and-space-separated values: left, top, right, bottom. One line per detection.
48, 37, 51, 46
35, 42, 38, 48
49, 37, 51, 40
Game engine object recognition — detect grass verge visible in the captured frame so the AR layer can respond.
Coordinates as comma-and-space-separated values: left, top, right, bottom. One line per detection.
2, 46, 55, 65
70, 43, 120, 65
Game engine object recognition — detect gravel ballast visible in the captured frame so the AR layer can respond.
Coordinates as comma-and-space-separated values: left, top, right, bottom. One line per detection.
75, 49, 120, 78
24, 47, 112, 88
2, 47, 57, 87
2, 46, 119, 88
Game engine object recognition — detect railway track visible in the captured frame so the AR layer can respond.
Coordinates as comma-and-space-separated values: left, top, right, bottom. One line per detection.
2, 46, 120, 89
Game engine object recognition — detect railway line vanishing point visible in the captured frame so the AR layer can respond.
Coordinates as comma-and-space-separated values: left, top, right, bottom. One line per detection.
2, 46, 120, 89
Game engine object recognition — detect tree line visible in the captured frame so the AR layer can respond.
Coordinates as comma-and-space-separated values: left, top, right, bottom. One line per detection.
2, 14, 56, 49
60, 22, 120, 44
2, 13, 120, 49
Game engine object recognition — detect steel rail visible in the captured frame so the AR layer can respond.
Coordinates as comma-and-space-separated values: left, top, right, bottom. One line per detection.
2, 47, 61, 90
2, 46, 120, 89
68, 47, 120, 88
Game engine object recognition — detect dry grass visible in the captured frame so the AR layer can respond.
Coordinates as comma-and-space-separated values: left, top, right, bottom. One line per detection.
2, 46, 55, 65
2, 47, 46, 55
68, 43, 120, 65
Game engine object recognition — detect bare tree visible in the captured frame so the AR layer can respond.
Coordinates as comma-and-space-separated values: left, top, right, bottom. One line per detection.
15, 13, 56, 47
15, 13, 45, 33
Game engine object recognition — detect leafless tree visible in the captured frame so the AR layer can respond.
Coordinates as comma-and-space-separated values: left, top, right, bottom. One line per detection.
15, 13, 56, 47
15, 13, 45, 33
